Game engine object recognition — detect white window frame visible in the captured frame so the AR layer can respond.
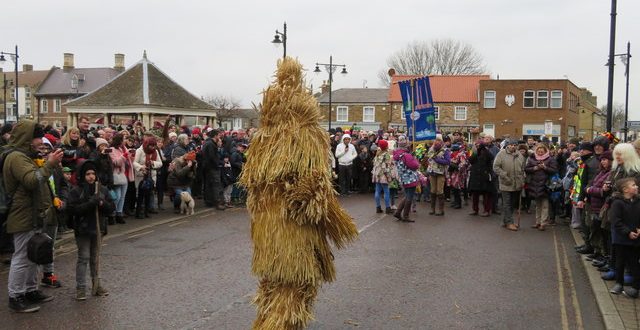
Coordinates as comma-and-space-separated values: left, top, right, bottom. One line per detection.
336, 106, 348, 122
25, 87, 31, 98
54, 99, 62, 113
550, 90, 563, 108
434, 106, 440, 121
362, 106, 375, 123
454, 106, 467, 121
40, 99, 48, 113
536, 90, 549, 108
401, 108, 406, 120
484, 90, 496, 108
523, 90, 535, 108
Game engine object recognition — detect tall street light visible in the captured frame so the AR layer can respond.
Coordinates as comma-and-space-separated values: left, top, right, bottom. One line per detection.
271, 22, 287, 59
314, 56, 347, 131
616, 42, 631, 142
605, 0, 617, 132
0, 45, 19, 124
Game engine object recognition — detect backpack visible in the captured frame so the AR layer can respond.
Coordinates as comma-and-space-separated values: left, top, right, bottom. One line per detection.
546, 173, 563, 202
0, 147, 23, 217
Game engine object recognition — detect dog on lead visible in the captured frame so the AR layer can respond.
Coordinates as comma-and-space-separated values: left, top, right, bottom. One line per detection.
180, 191, 195, 215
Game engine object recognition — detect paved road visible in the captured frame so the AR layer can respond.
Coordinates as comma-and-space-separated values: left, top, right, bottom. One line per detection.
1, 194, 604, 329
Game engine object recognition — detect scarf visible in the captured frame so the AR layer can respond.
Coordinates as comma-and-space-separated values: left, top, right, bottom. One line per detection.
535, 151, 550, 161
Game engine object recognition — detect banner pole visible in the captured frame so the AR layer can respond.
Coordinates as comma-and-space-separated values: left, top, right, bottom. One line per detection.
411, 79, 416, 148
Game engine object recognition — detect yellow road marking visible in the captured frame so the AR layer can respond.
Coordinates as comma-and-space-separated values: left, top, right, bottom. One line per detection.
553, 230, 570, 330
559, 233, 584, 329
127, 230, 154, 239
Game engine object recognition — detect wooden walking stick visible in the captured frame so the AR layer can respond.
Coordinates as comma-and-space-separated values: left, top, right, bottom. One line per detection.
516, 189, 522, 228
92, 181, 102, 296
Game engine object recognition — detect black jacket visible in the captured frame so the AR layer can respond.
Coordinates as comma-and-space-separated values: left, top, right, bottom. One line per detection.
468, 145, 494, 193
202, 138, 222, 171
609, 195, 640, 246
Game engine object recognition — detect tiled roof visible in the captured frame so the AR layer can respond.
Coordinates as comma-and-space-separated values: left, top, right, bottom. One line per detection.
35, 67, 120, 95
317, 88, 389, 103
1, 69, 50, 87
388, 75, 491, 103
65, 56, 214, 110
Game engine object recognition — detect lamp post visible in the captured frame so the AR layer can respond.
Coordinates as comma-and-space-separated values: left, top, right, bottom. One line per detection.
605, 0, 617, 132
0, 45, 19, 124
617, 42, 631, 142
271, 22, 287, 59
314, 56, 347, 131
2, 73, 7, 124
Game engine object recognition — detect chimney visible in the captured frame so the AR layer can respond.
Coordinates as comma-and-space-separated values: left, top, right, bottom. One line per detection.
321, 80, 330, 95
63, 53, 75, 71
22, 64, 33, 72
114, 53, 125, 72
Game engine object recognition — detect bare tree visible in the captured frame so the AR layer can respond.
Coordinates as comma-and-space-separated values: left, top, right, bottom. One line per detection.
378, 39, 487, 86
600, 103, 626, 131
204, 95, 242, 122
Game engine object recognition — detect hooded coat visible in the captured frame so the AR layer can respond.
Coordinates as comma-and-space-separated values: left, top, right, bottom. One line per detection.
67, 160, 115, 236
493, 147, 526, 192
3, 120, 55, 234
334, 134, 357, 166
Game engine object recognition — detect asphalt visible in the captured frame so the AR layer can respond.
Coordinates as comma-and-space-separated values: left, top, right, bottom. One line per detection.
0, 194, 604, 329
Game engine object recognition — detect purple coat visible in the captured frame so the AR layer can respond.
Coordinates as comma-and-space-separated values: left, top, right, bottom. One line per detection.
587, 169, 611, 213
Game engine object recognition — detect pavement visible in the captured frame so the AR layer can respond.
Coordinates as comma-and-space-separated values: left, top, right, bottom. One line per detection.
0, 194, 619, 329
570, 227, 640, 329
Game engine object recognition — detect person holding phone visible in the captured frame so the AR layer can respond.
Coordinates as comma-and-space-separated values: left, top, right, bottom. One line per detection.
335, 134, 357, 196
525, 143, 558, 231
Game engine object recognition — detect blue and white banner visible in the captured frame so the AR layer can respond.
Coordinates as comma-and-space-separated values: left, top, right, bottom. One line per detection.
399, 76, 437, 141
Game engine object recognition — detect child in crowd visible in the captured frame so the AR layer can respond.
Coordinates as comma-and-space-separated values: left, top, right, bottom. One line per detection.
608, 177, 640, 298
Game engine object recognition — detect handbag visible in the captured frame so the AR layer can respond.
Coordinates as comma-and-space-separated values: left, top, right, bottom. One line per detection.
27, 232, 53, 265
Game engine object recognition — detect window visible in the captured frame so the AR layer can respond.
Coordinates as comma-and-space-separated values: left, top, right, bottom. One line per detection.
484, 90, 496, 108
40, 99, 48, 113
26, 106, 31, 115
537, 91, 549, 108
454, 106, 467, 120
336, 106, 348, 122
523, 90, 535, 108
10, 89, 15, 100
362, 106, 375, 122
25, 87, 31, 98
54, 99, 62, 113
551, 90, 563, 108
400, 107, 406, 120
54, 120, 62, 128
434, 106, 440, 121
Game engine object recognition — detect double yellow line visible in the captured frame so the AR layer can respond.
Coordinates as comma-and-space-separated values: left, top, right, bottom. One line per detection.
553, 230, 584, 330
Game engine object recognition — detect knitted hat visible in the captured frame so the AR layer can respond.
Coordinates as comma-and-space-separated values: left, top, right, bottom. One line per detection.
377, 139, 388, 150
397, 135, 409, 149
192, 127, 201, 136
600, 150, 613, 161
592, 136, 610, 150
578, 141, 594, 152
169, 132, 177, 139
95, 138, 109, 148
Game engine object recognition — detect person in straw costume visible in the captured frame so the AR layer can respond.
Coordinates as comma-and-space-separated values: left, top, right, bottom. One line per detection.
239, 57, 358, 329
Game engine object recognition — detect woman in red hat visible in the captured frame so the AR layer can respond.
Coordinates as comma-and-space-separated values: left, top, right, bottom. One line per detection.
372, 140, 395, 214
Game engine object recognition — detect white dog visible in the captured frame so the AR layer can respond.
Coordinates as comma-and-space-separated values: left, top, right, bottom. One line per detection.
180, 191, 195, 215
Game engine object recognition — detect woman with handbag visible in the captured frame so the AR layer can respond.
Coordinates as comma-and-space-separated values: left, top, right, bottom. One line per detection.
392, 137, 420, 222
109, 134, 128, 224
133, 137, 162, 219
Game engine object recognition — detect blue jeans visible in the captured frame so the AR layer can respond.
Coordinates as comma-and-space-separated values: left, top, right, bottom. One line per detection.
174, 187, 192, 209
375, 183, 391, 208
112, 184, 128, 215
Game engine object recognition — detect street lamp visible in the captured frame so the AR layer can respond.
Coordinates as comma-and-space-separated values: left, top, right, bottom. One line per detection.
271, 22, 287, 59
314, 56, 347, 131
0, 45, 19, 124
615, 42, 631, 142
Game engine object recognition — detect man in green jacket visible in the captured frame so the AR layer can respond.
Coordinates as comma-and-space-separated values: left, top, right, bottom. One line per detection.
493, 139, 526, 231
5, 120, 63, 313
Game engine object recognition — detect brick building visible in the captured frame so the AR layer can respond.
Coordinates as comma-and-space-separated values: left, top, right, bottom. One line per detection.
0, 65, 49, 124
388, 74, 490, 141
316, 88, 389, 131
35, 53, 123, 127
577, 88, 605, 141
478, 79, 586, 143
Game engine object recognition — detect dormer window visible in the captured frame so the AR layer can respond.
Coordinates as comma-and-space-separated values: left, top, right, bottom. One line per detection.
71, 75, 78, 89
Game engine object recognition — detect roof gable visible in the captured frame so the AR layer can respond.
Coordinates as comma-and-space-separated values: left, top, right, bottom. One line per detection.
388, 75, 490, 103
35, 67, 120, 95
65, 55, 214, 110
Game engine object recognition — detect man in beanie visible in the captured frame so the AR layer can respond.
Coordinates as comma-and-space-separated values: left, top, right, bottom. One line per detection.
574, 141, 602, 254
493, 139, 526, 231
4, 120, 63, 312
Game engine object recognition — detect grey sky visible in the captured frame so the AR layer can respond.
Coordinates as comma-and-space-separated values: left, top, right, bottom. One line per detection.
3, 0, 638, 119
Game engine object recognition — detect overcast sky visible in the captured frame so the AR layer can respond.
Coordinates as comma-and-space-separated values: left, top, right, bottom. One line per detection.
3, 0, 639, 119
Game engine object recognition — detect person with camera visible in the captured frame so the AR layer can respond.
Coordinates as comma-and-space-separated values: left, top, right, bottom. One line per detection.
90, 138, 115, 224
67, 160, 114, 301
133, 137, 162, 219
335, 134, 357, 196
4, 120, 63, 312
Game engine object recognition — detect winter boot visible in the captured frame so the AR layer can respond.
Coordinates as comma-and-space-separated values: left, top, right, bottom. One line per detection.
107, 216, 115, 225
385, 207, 393, 214
9, 295, 40, 313
115, 215, 126, 224
429, 194, 437, 215
402, 199, 413, 221
92, 279, 109, 297
452, 190, 462, 209
135, 208, 144, 219
393, 198, 405, 220
376, 206, 383, 214
435, 195, 445, 216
